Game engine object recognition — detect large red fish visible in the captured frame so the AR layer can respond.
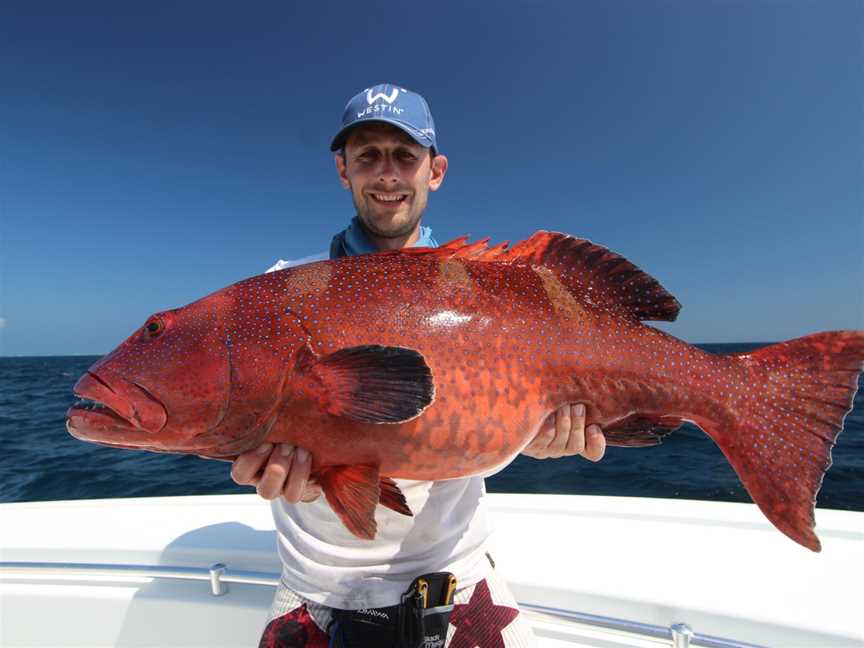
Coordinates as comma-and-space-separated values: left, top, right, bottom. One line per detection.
67, 232, 863, 551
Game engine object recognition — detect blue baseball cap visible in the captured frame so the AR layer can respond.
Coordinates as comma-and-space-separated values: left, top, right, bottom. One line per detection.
330, 83, 438, 154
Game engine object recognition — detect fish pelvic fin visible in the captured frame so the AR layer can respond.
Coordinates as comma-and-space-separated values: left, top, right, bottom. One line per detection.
401, 231, 680, 322
318, 465, 381, 540
379, 477, 413, 516
318, 468, 413, 539
298, 344, 435, 424
701, 331, 864, 552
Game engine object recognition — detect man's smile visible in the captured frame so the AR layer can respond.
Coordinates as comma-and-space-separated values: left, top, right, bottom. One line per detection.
368, 192, 409, 206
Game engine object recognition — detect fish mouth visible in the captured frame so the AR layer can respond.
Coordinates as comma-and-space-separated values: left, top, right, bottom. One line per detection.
69, 396, 134, 428
66, 371, 168, 446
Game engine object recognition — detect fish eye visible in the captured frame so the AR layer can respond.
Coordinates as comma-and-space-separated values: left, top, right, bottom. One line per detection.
144, 317, 165, 338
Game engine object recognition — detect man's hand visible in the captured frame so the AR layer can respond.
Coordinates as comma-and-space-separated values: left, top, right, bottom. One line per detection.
231, 443, 322, 503
522, 403, 606, 461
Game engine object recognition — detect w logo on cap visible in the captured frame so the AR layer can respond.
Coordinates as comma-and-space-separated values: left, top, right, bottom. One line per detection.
366, 87, 402, 105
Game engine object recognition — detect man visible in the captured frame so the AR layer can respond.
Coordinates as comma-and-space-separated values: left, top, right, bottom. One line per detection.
231, 83, 606, 648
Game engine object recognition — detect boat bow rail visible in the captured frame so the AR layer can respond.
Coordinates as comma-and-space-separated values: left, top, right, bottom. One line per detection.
0, 559, 757, 648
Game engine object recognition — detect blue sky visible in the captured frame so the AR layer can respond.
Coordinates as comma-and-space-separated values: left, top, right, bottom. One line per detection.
1, 1, 861, 356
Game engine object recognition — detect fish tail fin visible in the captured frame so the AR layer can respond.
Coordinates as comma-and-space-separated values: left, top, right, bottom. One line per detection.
699, 331, 864, 551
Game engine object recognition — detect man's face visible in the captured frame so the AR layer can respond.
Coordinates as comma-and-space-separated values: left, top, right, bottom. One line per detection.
336, 123, 448, 240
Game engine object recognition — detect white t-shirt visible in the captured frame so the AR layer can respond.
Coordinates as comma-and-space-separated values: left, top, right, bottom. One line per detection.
272, 477, 493, 609
266, 256, 494, 610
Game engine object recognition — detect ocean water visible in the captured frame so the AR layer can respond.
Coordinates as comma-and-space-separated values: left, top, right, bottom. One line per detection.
1, 345, 862, 511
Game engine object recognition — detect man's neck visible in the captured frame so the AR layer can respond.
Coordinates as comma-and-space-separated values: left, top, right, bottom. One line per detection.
364, 223, 421, 251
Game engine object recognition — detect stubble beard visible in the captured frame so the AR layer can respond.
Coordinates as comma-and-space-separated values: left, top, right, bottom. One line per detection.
353, 192, 427, 240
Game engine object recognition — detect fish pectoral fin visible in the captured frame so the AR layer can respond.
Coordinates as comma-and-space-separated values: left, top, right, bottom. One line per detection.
379, 477, 413, 516
318, 465, 382, 540
304, 345, 435, 424
602, 413, 684, 447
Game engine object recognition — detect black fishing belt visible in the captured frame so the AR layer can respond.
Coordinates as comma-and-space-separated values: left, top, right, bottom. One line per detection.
328, 572, 457, 648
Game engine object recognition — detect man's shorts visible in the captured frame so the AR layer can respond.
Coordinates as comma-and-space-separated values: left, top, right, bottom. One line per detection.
258, 568, 536, 647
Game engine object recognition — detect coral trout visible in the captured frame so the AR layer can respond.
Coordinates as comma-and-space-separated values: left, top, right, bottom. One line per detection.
67, 232, 864, 550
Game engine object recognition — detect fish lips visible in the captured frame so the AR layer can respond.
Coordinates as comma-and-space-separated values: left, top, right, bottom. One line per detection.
66, 371, 168, 446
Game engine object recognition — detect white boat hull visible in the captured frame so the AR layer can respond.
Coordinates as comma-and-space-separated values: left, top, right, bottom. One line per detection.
1, 494, 861, 647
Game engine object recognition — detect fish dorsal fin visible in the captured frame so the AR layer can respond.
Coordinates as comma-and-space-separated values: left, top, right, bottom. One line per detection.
499, 232, 681, 321
401, 231, 681, 322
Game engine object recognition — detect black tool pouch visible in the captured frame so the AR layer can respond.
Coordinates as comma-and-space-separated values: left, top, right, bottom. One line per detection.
397, 572, 457, 648
329, 572, 457, 648
330, 604, 401, 648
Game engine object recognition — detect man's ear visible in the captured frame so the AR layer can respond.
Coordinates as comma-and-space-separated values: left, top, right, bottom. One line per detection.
335, 153, 350, 189
428, 154, 448, 191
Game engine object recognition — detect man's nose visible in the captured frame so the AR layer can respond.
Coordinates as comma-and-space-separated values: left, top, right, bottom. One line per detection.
376, 154, 399, 182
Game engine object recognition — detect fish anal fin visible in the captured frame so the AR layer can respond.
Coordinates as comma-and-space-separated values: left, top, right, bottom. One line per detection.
318, 465, 381, 540
394, 231, 680, 322
603, 413, 684, 447
379, 477, 412, 516
300, 344, 435, 424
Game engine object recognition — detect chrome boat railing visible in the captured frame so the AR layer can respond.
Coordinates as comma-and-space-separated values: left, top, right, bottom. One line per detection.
0, 560, 762, 648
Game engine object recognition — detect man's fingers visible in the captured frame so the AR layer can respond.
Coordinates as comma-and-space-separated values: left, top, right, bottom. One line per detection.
282, 447, 313, 503
554, 404, 571, 439
536, 415, 555, 448
230, 443, 274, 486
582, 424, 606, 462
563, 404, 587, 456
256, 445, 296, 500
232, 443, 318, 502
545, 404, 574, 458
524, 415, 556, 457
